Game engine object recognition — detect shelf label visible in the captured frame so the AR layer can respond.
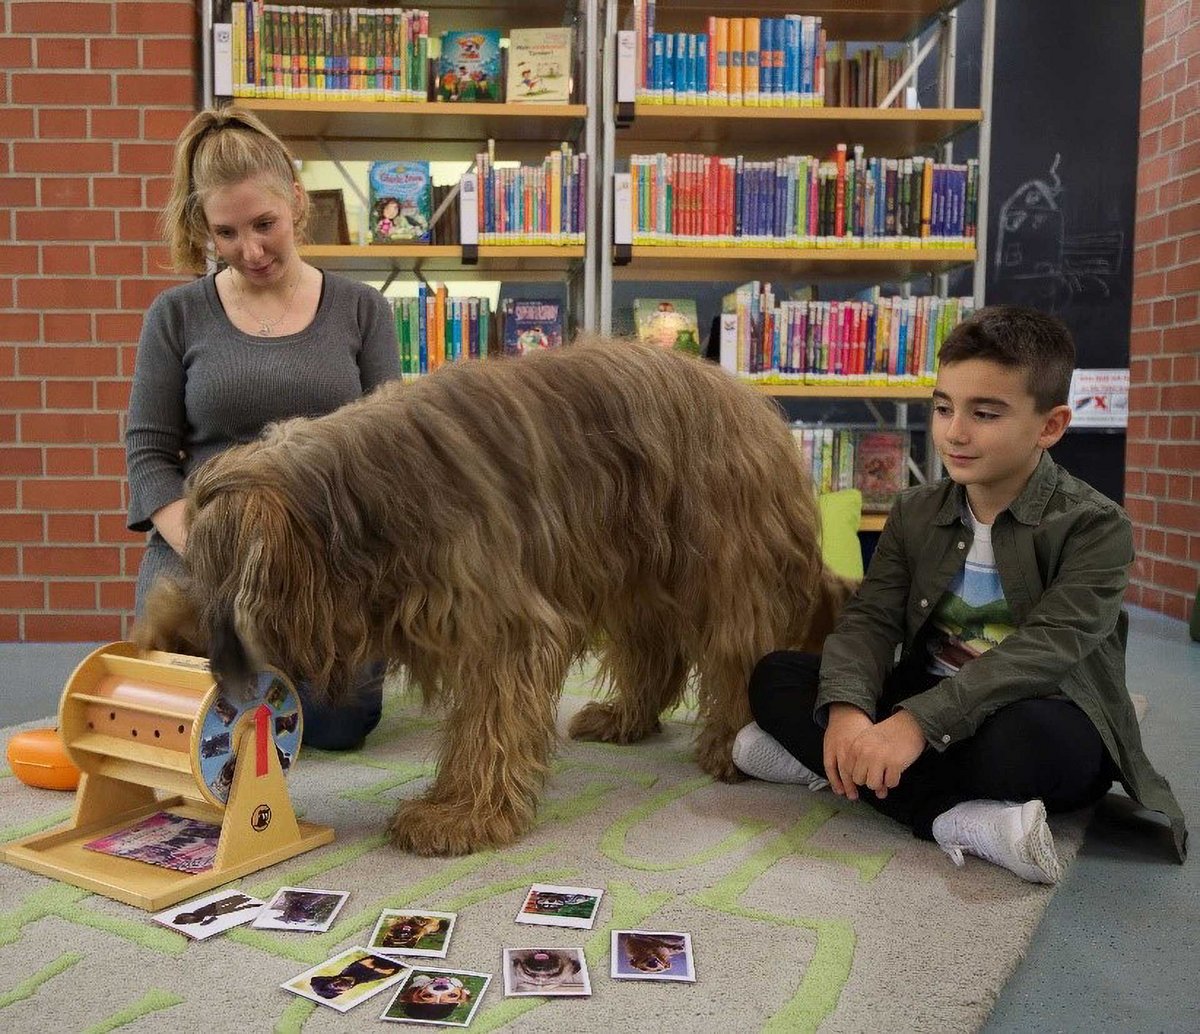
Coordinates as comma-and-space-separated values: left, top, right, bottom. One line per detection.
613, 173, 632, 246
616, 31, 636, 105
213, 24, 233, 96
459, 172, 479, 246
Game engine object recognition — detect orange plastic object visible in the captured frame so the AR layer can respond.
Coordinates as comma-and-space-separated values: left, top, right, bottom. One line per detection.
6, 727, 81, 791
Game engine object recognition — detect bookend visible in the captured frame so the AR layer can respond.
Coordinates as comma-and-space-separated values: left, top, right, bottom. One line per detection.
2, 642, 334, 911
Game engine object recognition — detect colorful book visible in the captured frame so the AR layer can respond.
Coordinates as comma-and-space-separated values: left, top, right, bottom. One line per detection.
438, 29, 502, 102
503, 298, 563, 355
855, 430, 909, 511
633, 298, 701, 354
507, 27, 572, 103
369, 160, 432, 243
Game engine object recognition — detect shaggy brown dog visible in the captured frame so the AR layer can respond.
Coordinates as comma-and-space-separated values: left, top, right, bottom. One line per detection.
138, 337, 852, 856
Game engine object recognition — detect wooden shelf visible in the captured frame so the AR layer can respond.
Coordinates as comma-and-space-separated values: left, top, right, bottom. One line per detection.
747, 382, 932, 399
636, 1, 957, 42
239, 99, 587, 160
859, 513, 889, 533
618, 105, 981, 157
615, 245, 975, 281
298, 244, 585, 281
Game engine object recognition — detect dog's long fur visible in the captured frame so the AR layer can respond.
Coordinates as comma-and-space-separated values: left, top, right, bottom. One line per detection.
138, 337, 852, 855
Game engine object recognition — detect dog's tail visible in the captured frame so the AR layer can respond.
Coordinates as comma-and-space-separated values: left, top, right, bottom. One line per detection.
798, 567, 858, 653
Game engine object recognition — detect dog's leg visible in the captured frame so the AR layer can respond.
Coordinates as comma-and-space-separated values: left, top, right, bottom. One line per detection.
390, 648, 568, 856
567, 629, 689, 745
692, 654, 754, 783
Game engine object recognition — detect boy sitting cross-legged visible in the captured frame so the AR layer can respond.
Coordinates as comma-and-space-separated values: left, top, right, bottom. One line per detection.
735, 304, 1187, 882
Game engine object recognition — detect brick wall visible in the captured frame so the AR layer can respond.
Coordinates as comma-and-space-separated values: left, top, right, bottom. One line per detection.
1128, 0, 1200, 624
0, 1, 198, 640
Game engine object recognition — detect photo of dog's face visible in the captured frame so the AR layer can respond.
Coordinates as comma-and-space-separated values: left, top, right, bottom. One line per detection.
380, 914, 446, 950
624, 933, 686, 973
504, 948, 589, 996
611, 931, 695, 983
369, 909, 456, 959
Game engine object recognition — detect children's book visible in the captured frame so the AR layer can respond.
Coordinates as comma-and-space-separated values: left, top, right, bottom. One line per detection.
369, 161, 432, 243
83, 811, 221, 873
438, 29, 502, 102
854, 429, 908, 511
504, 298, 563, 355
633, 298, 701, 354
507, 27, 573, 103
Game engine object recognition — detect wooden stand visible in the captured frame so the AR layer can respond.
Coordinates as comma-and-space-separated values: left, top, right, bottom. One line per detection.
2, 643, 334, 911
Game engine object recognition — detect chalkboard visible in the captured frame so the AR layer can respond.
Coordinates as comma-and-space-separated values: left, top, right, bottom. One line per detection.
939, 0, 1143, 502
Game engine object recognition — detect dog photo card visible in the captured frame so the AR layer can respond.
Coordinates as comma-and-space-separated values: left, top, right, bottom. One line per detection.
503, 947, 591, 997
380, 966, 491, 1027
152, 889, 265, 940
610, 931, 696, 982
251, 886, 349, 932
514, 883, 604, 930
283, 946, 410, 1013
368, 910, 457, 959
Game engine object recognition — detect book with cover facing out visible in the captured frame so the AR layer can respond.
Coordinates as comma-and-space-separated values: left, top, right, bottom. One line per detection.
438, 30, 502, 102
503, 298, 563, 355
369, 161, 432, 243
507, 27, 573, 103
633, 298, 701, 354
854, 429, 909, 511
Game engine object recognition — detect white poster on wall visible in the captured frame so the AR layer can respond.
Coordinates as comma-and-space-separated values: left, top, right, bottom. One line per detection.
1068, 368, 1129, 428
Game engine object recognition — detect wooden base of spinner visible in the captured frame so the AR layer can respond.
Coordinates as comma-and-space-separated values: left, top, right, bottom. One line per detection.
2, 642, 334, 911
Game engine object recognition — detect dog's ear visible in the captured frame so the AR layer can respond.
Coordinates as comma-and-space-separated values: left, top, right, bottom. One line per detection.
208, 602, 256, 694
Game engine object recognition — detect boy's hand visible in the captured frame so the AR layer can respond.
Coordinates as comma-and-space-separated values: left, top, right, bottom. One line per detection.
824, 703, 874, 800
844, 710, 926, 799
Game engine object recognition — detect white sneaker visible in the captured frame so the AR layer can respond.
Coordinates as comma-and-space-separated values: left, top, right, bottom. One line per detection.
732, 723, 829, 790
931, 799, 1063, 884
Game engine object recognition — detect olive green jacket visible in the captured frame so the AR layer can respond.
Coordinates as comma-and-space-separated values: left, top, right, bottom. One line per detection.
817, 451, 1187, 861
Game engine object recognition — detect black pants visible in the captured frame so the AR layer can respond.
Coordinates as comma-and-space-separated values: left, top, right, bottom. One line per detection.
748, 651, 1114, 840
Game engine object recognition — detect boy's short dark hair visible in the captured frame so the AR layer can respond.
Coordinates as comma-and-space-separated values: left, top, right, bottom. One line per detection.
938, 304, 1076, 412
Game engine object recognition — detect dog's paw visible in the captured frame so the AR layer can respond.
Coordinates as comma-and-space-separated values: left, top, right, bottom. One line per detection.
567, 701, 660, 744
695, 743, 746, 783
389, 796, 528, 857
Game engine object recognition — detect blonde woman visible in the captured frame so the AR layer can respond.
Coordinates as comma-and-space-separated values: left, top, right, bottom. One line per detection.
126, 106, 398, 749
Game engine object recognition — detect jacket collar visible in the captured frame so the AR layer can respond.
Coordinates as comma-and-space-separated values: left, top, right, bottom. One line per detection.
933, 451, 1059, 527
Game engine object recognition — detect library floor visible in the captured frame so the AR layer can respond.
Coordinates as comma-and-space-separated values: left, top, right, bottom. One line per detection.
0, 605, 1195, 1031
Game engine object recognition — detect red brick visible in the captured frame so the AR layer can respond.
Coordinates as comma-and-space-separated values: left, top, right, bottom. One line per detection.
96, 381, 131, 410
1125, 495, 1155, 523
120, 278, 183, 310
1146, 471, 1169, 496
100, 580, 136, 611
96, 313, 146, 344
118, 210, 164, 242
47, 514, 95, 542
11, 73, 112, 107
116, 2, 197, 34
0, 106, 35, 139
0, 580, 45, 609
95, 245, 143, 276
45, 447, 95, 475
1140, 152, 1173, 191
118, 142, 176, 176
20, 412, 121, 444
1168, 477, 1192, 504
1179, 21, 1200, 58
1127, 441, 1159, 468
23, 546, 121, 577
1, 448, 42, 475
24, 613, 124, 641
0, 380, 41, 408
1159, 499, 1200, 530
123, 544, 146, 577
45, 381, 95, 409
94, 177, 142, 207
0, 245, 38, 274
0, 37, 34, 67
1154, 239, 1180, 269
1164, 263, 1200, 294
1173, 354, 1200, 382
117, 75, 196, 108
144, 177, 173, 210
1151, 557, 1200, 593
37, 108, 88, 139
0, 314, 39, 341
42, 314, 92, 343
23, 477, 123, 509
143, 109, 193, 141
1144, 527, 1167, 554
1150, 355, 1174, 382
120, 345, 139, 375
91, 108, 141, 141
17, 277, 116, 310
96, 448, 127, 477
0, 481, 16, 509
11, 2, 113, 33
16, 209, 113, 242
143, 38, 196, 70
90, 38, 141, 69
35, 37, 87, 69
48, 582, 98, 610
14, 141, 112, 176
1144, 38, 1177, 78
1162, 324, 1200, 351
41, 179, 92, 207
1170, 415, 1196, 439
0, 514, 43, 541
1148, 414, 1173, 439
0, 177, 37, 207
1167, 199, 1200, 237
41, 245, 92, 275
1181, 233, 1200, 264
1175, 293, 1199, 322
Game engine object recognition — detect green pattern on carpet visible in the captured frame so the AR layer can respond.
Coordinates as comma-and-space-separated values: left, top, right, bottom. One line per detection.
0, 665, 1086, 1032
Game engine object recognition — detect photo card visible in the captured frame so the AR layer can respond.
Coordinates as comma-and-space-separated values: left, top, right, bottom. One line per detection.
610, 930, 696, 982
514, 883, 604, 930
503, 947, 591, 997
152, 889, 265, 940
380, 966, 491, 1027
282, 946, 410, 1013
368, 909, 458, 959
251, 886, 349, 932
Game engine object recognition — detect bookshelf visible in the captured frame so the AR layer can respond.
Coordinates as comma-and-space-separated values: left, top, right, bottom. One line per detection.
600, 0, 995, 529
204, 0, 601, 330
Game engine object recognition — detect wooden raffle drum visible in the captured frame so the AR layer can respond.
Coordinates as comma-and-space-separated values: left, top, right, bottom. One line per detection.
2, 642, 334, 910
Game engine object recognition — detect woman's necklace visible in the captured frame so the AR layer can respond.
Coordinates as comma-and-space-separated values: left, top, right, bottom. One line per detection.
232, 267, 302, 336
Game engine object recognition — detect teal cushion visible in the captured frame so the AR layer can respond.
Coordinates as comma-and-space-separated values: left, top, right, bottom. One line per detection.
818, 489, 864, 580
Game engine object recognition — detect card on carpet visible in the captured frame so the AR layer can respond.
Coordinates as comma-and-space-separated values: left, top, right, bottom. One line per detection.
514, 882, 604, 929
251, 886, 348, 932
152, 889, 265, 939
282, 946, 410, 1012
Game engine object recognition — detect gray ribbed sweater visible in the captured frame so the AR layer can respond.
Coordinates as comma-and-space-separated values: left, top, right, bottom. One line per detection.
125, 271, 399, 534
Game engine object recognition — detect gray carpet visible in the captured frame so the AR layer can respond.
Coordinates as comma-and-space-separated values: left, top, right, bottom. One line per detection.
0, 666, 1094, 1033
